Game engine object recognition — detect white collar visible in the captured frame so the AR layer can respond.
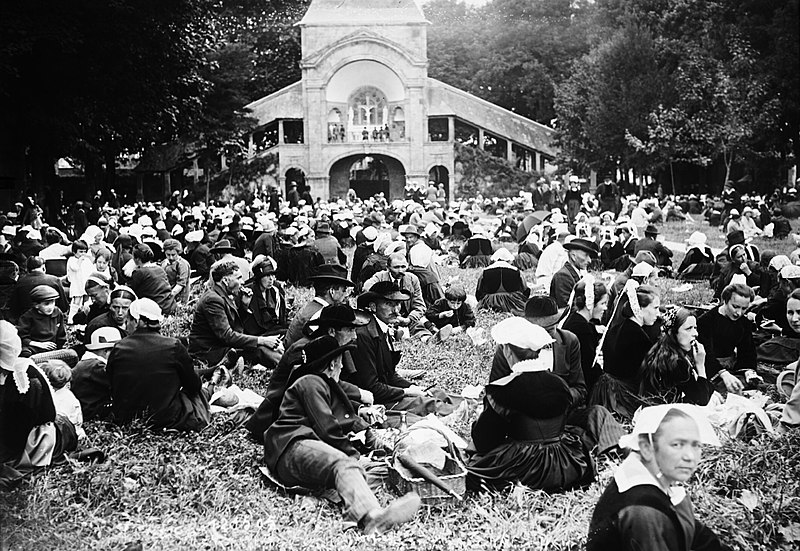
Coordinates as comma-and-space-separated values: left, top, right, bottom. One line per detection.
487, 260, 518, 271
313, 297, 329, 308
614, 454, 686, 506
80, 350, 107, 364
375, 316, 390, 334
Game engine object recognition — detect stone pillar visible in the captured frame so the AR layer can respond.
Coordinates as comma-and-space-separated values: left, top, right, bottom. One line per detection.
507, 141, 513, 163
534, 151, 541, 172
478, 128, 485, 150
278, 120, 285, 144
448, 116, 455, 142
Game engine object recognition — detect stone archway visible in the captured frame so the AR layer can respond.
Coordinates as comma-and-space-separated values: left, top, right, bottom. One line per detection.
329, 154, 405, 200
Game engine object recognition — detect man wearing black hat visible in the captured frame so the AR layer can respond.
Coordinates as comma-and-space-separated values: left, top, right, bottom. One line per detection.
634, 225, 673, 270
363, 253, 428, 336
284, 264, 354, 348
245, 304, 372, 441
550, 238, 599, 309
347, 281, 449, 417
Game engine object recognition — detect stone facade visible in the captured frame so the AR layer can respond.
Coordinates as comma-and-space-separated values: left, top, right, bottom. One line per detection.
245, 0, 556, 201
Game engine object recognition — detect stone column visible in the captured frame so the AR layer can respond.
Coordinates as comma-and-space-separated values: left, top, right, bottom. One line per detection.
478, 128, 485, 150
278, 120, 285, 144
448, 116, 455, 142
506, 140, 513, 163
534, 151, 541, 172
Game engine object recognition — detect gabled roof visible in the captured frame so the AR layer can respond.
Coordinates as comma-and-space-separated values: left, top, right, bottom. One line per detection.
245, 81, 304, 125
427, 78, 557, 157
299, 0, 428, 26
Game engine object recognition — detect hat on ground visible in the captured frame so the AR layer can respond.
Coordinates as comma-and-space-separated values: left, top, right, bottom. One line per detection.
524, 295, 564, 329
619, 404, 719, 451
305, 304, 371, 332
129, 298, 163, 323
85, 326, 123, 351
30, 285, 59, 303
210, 239, 236, 254
357, 281, 412, 307
399, 224, 421, 237
563, 238, 600, 258
307, 264, 354, 286
644, 224, 659, 236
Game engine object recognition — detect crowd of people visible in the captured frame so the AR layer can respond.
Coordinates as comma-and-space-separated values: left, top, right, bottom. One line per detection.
1, 175, 799, 544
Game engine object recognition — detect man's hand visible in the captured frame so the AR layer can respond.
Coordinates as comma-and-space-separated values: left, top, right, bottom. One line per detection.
720, 370, 744, 393
740, 262, 752, 275
403, 385, 426, 397
259, 335, 283, 351
30, 341, 57, 351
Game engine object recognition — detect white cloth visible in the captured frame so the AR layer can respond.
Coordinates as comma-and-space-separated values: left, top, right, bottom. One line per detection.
536, 241, 567, 280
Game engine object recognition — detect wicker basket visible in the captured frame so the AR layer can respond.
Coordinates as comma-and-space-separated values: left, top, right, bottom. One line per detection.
387, 455, 467, 504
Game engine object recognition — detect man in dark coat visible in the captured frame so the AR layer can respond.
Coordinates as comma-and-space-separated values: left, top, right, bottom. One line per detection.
83, 286, 134, 344
8, 256, 68, 323
633, 225, 673, 269
251, 221, 277, 259
550, 238, 599, 308
188, 260, 283, 367
286, 182, 301, 208
284, 264, 354, 347
244, 304, 371, 441
313, 222, 347, 265
129, 243, 175, 316
107, 298, 209, 431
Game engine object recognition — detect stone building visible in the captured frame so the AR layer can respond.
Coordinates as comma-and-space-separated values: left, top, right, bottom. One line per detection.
245, 0, 556, 201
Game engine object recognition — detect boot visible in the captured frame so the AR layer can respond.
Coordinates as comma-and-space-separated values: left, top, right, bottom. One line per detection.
361, 492, 421, 535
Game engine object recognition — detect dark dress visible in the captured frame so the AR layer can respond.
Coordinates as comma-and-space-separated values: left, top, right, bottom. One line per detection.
677, 246, 715, 280
475, 262, 530, 314
459, 237, 493, 268
467, 370, 595, 492
514, 242, 540, 271
562, 312, 603, 392
590, 318, 653, 421
640, 351, 715, 407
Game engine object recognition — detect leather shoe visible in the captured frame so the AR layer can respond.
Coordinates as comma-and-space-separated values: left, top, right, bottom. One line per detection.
361, 492, 421, 535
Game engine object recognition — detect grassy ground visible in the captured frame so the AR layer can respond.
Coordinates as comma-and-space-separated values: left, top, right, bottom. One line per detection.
2, 218, 800, 550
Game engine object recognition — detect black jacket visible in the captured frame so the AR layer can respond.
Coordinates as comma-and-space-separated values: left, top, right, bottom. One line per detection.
345, 315, 410, 404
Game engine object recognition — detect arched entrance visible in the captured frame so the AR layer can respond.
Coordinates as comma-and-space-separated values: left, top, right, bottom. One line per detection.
428, 165, 449, 202
285, 168, 306, 199
329, 154, 406, 200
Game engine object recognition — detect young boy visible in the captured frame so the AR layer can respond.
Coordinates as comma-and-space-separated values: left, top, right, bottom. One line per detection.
16, 285, 67, 357
425, 283, 476, 335
41, 359, 85, 440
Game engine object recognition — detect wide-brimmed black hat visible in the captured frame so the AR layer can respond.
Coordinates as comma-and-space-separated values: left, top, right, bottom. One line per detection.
563, 238, 600, 258
726, 230, 746, 246
315, 222, 332, 234
644, 224, 659, 236
307, 264, 354, 286
210, 238, 236, 254
305, 304, 371, 332
524, 295, 563, 329
357, 280, 412, 308
288, 336, 357, 383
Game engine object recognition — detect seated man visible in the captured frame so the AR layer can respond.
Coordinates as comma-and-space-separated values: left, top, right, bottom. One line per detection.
71, 326, 123, 421
107, 298, 210, 431
84, 286, 135, 344
129, 243, 176, 316
72, 273, 113, 326
587, 405, 728, 551
363, 253, 434, 339
245, 304, 372, 441
284, 263, 354, 348
550, 238, 599, 309
634, 225, 673, 271
697, 283, 758, 394
188, 260, 283, 368
346, 281, 453, 422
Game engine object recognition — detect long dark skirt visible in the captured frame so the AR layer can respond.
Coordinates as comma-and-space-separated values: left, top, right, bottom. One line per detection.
589, 373, 644, 422
514, 252, 539, 271
478, 291, 528, 315
467, 430, 595, 493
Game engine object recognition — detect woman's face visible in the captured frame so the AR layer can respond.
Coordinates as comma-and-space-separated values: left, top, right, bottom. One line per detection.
646, 416, 702, 485
732, 248, 747, 265
591, 294, 609, 319
787, 297, 800, 334
640, 297, 661, 326
675, 315, 698, 351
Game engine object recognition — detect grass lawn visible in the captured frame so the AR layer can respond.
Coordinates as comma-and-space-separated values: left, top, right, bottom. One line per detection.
2, 218, 800, 550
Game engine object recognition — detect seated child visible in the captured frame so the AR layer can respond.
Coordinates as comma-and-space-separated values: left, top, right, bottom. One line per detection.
425, 283, 476, 335
16, 285, 67, 358
93, 248, 118, 285
41, 359, 86, 440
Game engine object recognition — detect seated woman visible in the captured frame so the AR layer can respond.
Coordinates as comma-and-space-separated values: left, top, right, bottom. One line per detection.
677, 232, 715, 280
561, 276, 609, 393
475, 248, 530, 314
587, 404, 729, 551
591, 283, 661, 421
713, 244, 764, 299
408, 245, 445, 308
468, 318, 595, 493
514, 230, 542, 271
459, 233, 494, 268
243, 256, 288, 341
640, 308, 715, 407
756, 265, 800, 337
0, 321, 77, 488
264, 336, 421, 535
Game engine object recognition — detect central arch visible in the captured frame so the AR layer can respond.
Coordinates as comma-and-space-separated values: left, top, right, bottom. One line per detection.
329, 154, 406, 200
